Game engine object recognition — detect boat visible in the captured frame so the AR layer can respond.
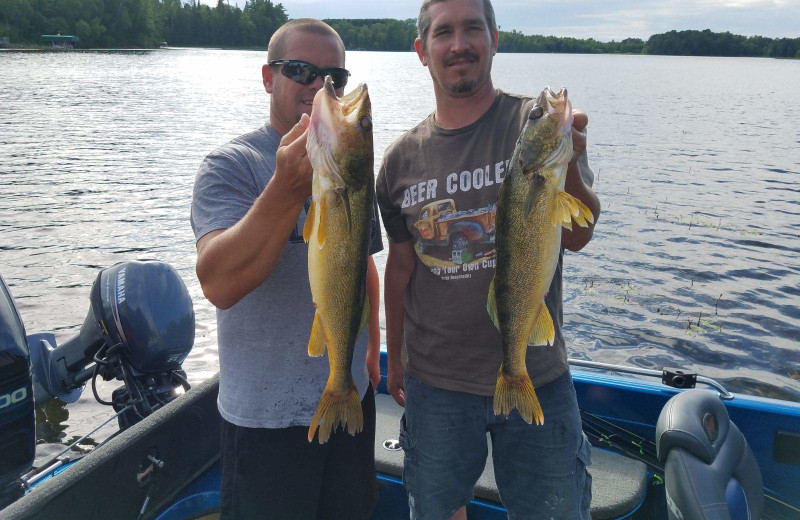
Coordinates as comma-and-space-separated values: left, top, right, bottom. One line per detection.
2, 359, 798, 519
1, 265, 799, 519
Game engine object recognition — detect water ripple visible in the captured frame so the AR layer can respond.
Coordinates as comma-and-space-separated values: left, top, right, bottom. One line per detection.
1, 49, 798, 448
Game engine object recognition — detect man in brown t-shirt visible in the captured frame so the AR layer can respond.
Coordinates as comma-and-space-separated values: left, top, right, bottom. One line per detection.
376, 0, 601, 519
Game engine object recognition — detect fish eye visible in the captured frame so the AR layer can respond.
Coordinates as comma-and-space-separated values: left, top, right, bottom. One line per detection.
360, 115, 372, 131
529, 107, 544, 120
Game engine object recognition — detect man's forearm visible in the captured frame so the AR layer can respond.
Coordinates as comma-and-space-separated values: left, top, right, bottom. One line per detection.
384, 256, 412, 366
367, 257, 380, 349
196, 178, 304, 309
562, 159, 601, 252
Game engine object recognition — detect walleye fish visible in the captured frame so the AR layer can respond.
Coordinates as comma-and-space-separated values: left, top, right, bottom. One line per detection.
304, 76, 374, 443
487, 87, 594, 425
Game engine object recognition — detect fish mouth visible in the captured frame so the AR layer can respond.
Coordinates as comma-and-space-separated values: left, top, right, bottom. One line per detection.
324, 74, 337, 98
339, 81, 369, 117
536, 86, 572, 130
307, 78, 371, 188
313, 77, 369, 125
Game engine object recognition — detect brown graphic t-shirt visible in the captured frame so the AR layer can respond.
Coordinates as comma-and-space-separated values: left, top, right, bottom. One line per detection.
377, 90, 573, 396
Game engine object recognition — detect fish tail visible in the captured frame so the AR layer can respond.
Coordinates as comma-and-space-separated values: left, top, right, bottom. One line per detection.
308, 381, 363, 443
493, 368, 544, 425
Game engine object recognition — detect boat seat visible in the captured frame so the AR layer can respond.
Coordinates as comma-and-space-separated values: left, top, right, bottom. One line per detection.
656, 389, 763, 520
375, 393, 648, 519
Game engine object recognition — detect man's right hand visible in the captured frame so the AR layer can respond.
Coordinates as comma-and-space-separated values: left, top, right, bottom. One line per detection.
387, 355, 406, 407
195, 115, 314, 310
273, 113, 312, 202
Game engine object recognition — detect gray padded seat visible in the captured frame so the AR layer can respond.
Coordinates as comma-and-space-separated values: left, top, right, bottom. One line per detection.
375, 393, 648, 519
656, 389, 763, 520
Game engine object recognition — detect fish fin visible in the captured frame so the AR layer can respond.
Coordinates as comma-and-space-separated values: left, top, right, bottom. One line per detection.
524, 182, 537, 219
357, 296, 370, 338
316, 196, 327, 247
303, 199, 315, 243
307, 311, 327, 357
335, 187, 352, 232
486, 277, 500, 330
493, 367, 544, 425
555, 189, 594, 229
528, 301, 555, 346
554, 189, 576, 227
575, 197, 595, 226
308, 382, 363, 443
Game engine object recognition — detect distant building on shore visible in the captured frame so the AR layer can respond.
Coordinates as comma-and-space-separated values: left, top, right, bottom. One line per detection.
41, 34, 80, 48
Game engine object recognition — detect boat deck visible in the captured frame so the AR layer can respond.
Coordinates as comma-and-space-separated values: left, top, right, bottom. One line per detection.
374, 393, 649, 519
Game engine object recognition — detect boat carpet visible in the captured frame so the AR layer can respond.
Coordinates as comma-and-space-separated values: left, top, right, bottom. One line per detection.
375, 393, 648, 520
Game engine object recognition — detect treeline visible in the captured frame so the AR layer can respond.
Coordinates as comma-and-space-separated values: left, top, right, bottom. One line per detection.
1, 1, 799, 59
325, 19, 417, 51
0, 0, 288, 48
497, 31, 647, 54
646, 29, 800, 58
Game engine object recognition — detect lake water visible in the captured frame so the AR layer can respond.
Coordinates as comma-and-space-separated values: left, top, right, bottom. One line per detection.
1, 49, 798, 459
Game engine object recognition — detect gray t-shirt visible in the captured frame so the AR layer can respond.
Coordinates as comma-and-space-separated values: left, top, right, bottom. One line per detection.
377, 91, 593, 396
191, 124, 383, 428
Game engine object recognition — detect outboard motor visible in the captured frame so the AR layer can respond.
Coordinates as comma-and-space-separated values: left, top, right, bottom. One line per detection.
0, 274, 35, 509
656, 389, 764, 520
29, 260, 195, 430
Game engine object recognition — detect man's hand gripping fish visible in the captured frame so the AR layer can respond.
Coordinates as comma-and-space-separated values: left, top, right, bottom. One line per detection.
304, 76, 374, 443
488, 87, 594, 425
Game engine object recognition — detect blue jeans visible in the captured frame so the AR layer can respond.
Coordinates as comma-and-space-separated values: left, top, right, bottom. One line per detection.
400, 371, 592, 520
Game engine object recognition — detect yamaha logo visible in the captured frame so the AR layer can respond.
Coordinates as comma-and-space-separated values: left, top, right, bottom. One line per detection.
0, 387, 28, 409
117, 267, 127, 304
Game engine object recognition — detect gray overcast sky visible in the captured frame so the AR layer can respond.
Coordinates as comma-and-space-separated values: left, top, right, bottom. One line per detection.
202, 0, 800, 41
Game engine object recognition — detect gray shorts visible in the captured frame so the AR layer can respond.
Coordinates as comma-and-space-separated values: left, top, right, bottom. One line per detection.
400, 371, 592, 520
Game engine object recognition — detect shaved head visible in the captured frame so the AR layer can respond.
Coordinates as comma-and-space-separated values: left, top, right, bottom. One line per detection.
268, 18, 345, 62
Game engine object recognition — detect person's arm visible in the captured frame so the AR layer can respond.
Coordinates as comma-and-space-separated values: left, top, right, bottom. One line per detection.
384, 239, 415, 407
365, 256, 381, 391
562, 110, 601, 252
196, 115, 312, 310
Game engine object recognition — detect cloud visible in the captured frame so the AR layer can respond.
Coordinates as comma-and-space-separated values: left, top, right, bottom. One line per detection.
200, 0, 800, 40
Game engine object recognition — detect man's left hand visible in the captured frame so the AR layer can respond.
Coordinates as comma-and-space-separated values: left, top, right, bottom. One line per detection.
571, 109, 588, 164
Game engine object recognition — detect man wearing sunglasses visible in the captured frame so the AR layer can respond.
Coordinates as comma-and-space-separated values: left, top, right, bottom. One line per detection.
377, 0, 601, 519
191, 18, 382, 520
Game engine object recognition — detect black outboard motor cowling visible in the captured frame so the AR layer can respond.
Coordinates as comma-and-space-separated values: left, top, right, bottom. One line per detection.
30, 260, 195, 430
0, 274, 35, 509
90, 261, 195, 374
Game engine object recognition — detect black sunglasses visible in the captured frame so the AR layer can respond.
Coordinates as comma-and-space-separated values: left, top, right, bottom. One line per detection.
268, 60, 350, 89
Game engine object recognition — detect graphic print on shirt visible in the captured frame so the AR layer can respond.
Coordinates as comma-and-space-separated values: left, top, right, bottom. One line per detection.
414, 199, 497, 267
401, 158, 510, 281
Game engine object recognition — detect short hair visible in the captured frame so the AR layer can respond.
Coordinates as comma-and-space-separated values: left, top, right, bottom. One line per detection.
267, 19, 345, 62
417, 0, 498, 46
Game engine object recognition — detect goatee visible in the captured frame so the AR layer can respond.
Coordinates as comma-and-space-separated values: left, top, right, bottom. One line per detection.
447, 79, 477, 94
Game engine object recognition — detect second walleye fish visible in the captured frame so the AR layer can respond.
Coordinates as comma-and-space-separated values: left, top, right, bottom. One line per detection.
488, 87, 594, 425
304, 76, 374, 443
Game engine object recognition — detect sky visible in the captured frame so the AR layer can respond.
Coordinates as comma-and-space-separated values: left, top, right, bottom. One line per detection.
202, 0, 800, 41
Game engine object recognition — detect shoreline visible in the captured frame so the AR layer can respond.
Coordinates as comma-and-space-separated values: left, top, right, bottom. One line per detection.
1, 45, 797, 59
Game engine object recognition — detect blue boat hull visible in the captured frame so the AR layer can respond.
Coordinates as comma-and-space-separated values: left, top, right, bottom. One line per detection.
7, 353, 800, 520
